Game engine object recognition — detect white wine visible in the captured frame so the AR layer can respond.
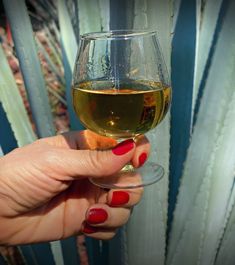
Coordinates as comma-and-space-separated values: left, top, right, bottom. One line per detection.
72, 80, 171, 138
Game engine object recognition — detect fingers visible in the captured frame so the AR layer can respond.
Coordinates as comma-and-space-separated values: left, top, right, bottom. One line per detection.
75, 131, 151, 169
131, 135, 150, 168
81, 187, 143, 240
107, 188, 143, 207
38, 130, 150, 183
46, 139, 136, 181
86, 204, 130, 227
82, 204, 130, 240
82, 225, 117, 240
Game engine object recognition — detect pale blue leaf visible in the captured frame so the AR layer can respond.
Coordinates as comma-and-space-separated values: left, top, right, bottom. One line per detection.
0, 146, 3, 157
50, 241, 64, 265
0, 45, 36, 146
167, 1, 235, 264
126, 1, 172, 265
192, 0, 223, 116
3, 0, 55, 138
98, 0, 110, 31
58, 0, 78, 72
168, 0, 196, 227
78, 0, 102, 34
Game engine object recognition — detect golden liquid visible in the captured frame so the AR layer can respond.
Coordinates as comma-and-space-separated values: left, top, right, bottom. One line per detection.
72, 80, 171, 138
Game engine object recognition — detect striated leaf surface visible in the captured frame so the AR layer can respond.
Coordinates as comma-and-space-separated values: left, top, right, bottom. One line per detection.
126, 1, 172, 265
0, 45, 36, 146
167, 1, 235, 264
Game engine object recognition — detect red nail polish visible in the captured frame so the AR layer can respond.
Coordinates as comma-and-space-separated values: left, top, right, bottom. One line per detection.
112, 139, 135, 155
139, 152, 147, 167
82, 223, 97, 234
110, 191, 130, 206
87, 208, 108, 224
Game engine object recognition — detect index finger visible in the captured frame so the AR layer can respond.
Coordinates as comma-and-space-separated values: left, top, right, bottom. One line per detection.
37, 130, 117, 150
38, 130, 150, 168
78, 132, 150, 168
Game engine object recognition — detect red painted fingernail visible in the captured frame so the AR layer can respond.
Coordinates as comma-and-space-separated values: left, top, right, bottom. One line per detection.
112, 139, 135, 155
110, 191, 130, 206
87, 208, 108, 224
138, 152, 147, 167
82, 223, 97, 234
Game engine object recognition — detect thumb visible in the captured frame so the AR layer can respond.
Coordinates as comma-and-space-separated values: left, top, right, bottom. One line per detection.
51, 139, 135, 180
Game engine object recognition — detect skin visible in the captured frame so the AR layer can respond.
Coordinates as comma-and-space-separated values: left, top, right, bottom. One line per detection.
0, 130, 150, 246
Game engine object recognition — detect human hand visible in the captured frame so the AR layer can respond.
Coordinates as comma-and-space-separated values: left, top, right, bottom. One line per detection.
0, 130, 150, 245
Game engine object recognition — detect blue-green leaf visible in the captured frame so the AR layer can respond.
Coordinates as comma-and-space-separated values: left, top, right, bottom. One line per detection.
0, 45, 36, 146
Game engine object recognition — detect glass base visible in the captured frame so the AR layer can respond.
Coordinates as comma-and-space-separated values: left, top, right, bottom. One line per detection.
89, 161, 164, 189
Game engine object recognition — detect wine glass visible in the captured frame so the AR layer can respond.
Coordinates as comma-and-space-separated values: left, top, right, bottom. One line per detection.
72, 30, 171, 189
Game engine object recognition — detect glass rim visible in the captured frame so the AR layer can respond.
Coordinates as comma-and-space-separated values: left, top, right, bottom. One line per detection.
80, 30, 157, 41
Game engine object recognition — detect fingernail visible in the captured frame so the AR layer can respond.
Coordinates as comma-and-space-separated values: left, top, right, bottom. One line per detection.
87, 208, 108, 224
138, 152, 147, 167
82, 223, 97, 234
110, 191, 130, 206
112, 139, 135, 156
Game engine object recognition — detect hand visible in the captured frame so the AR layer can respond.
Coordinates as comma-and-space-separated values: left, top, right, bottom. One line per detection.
0, 130, 150, 245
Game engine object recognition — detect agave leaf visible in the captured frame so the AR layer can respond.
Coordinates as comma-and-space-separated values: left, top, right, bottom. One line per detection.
145, 0, 172, 223
27, 0, 50, 21
167, 1, 235, 264
192, 0, 223, 117
35, 36, 65, 85
50, 241, 65, 265
57, 0, 83, 131
168, 0, 197, 229
51, 21, 62, 49
126, 1, 172, 265
76, 2, 111, 263
47, 86, 67, 106
172, 0, 181, 31
215, 169, 235, 265
169, 176, 210, 265
78, 0, 102, 34
169, 89, 235, 265
3, 0, 65, 263
98, 0, 110, 31
133, 0, 148, 29
58, 0, 78, 72
0, 45, 36, 146
3, 0, 55, 138
44, 26, 63, 67
199, 88, 235, 265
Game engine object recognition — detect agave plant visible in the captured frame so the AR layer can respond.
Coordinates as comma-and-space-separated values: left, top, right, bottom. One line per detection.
0, 0, 235, 265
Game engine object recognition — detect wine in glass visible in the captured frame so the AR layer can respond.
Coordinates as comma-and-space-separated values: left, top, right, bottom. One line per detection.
72, 30, 171, 189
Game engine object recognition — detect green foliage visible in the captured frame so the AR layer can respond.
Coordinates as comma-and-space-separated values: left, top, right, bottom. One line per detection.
0, 45, 36, 146
167, 1, 235, 264
126, 1, 172, 264
58, 0, 78, 72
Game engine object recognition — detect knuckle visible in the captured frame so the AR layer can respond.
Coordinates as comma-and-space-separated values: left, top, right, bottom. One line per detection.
33, 139, 43, 145
42, 149, 59, 165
